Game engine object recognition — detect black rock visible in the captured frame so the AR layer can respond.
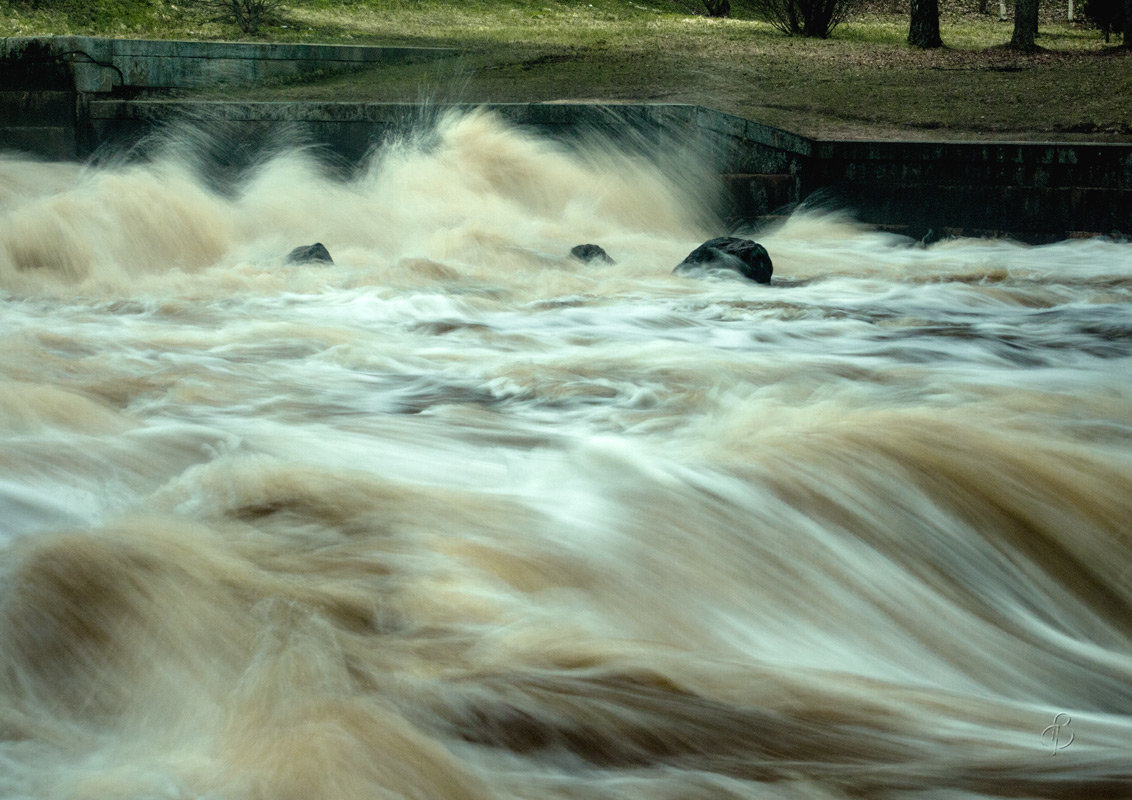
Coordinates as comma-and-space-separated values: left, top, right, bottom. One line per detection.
673, 237, 772, 284
570, 243, 615, 265
286, 242, 334, 265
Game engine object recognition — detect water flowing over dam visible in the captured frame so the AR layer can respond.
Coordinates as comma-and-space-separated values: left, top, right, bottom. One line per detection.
1, 110, 1131, 799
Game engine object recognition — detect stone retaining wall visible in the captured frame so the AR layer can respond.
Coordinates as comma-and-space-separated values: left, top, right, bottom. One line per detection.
810, 140, 1132, 239
0, 36, 454, 159
0, 36, 452, 94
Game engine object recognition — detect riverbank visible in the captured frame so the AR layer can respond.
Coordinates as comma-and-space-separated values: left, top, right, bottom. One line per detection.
4, 0, 1129, 143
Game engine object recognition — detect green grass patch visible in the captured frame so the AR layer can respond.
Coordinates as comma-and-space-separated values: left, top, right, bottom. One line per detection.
2, 0, 192, 37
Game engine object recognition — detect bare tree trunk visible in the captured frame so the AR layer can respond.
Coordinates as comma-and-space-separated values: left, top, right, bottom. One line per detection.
909, 0, 943, 47
1067, 0, 1073, 21
1010, 0, 1039, 49
999, 0, 1008, 21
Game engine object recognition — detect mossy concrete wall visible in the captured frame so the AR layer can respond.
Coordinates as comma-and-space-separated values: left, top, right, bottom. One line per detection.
0, 36, 454, 159
86, 98, 809, 175
810, 140, 1132, 240
0, 36, 452, 94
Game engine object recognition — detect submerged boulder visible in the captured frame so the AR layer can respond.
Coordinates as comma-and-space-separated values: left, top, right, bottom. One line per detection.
286, 243, 334, 265
570, 243, 615, 265
673, 237, 772, 284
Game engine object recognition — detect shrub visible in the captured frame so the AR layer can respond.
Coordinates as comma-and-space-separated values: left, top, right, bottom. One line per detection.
188, 0, 285, 34
748, 0, 860, 37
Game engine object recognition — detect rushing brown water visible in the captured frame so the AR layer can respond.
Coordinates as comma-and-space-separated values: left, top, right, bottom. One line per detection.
1, 110, 1130, 799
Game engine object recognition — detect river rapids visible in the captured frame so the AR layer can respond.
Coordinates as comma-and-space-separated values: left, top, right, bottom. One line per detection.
0, 110, 1130, 799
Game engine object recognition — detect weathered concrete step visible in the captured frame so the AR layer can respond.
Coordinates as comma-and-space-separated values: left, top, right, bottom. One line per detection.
0, 90, 75, 126
815, 140, 1132, 190
827, 183, 1129, 238
0, 126, 76, 159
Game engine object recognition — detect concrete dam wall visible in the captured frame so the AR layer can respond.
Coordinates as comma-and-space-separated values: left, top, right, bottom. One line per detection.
2, 36, 1129, 241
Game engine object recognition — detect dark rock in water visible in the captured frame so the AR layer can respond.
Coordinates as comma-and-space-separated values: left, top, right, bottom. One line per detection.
286, 243, 334, 265
674, 237, 772, 284
570, 244, 615, 265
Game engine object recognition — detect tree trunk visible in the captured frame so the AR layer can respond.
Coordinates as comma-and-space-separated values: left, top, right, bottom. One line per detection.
999, 0, 1008, 21
909, 0, 943, 47
1123, 0, 1132, 48
1010, 0, 1039, 49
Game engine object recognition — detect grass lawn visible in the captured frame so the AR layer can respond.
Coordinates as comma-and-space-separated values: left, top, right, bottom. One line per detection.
3, 0, 1129, 141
